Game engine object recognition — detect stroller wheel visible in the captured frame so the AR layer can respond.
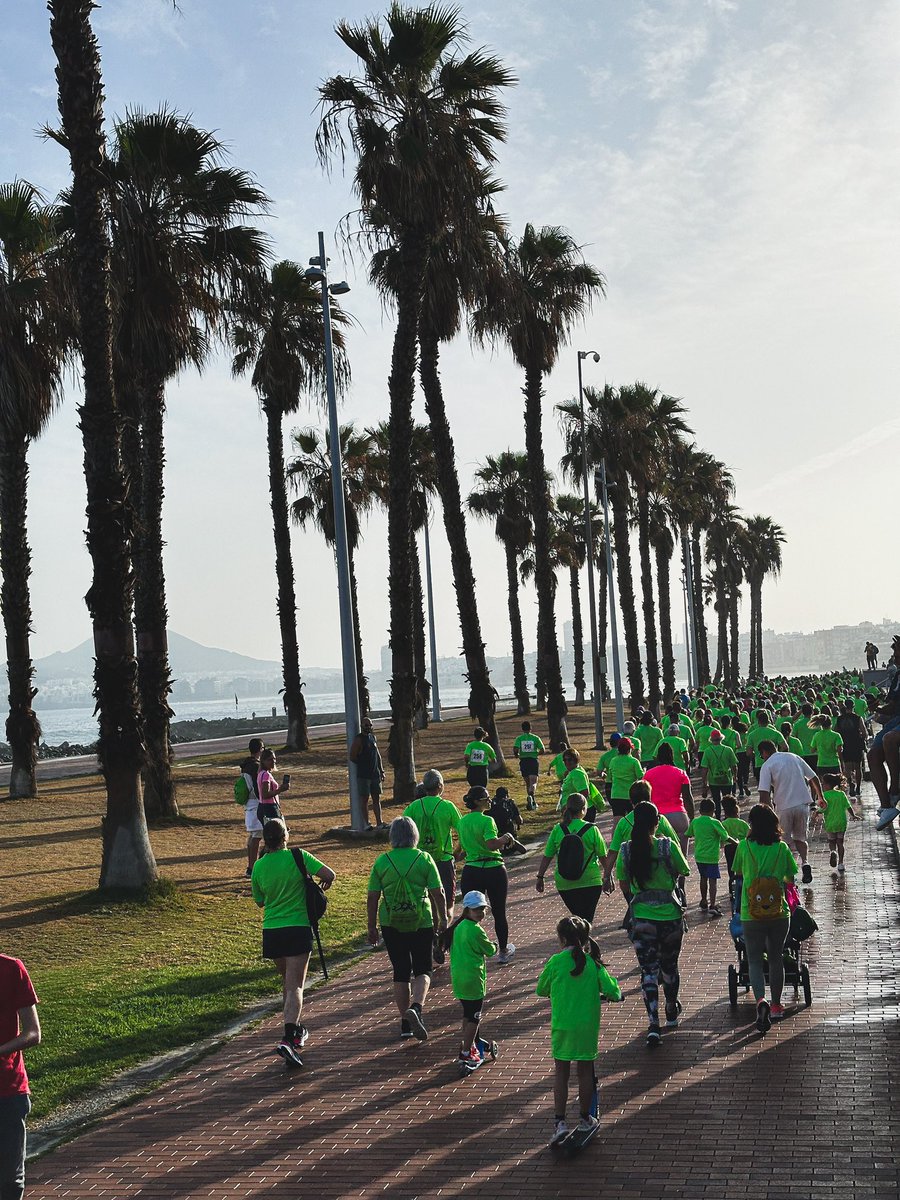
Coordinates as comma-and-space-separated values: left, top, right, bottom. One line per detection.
727, 964, 738, 1008
801, 964, 812, 1007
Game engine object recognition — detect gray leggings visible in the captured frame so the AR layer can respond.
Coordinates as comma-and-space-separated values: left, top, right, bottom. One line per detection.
742, 917, 790, 1004
0, 1093, 31, 1200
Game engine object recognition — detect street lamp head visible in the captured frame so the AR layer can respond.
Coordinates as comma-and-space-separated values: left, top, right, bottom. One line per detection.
305, 266, 325, 282
308, 255, 324, 268
329, 280, 351, 296
578, 349, 601, 363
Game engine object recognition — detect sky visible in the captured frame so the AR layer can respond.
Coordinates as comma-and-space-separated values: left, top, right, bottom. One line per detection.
2, 0, 899, 673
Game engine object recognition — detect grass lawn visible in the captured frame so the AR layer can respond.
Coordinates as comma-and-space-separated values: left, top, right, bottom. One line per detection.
3, 706, 611, 1121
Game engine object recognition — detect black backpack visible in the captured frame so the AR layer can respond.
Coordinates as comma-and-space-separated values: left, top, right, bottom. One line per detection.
291, 848, 328, 927
557, 822, 591, 881
489, 796, 519, 836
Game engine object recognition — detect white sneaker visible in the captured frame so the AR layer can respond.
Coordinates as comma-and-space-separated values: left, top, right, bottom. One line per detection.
550, 1120, 570, 1145
498, 943, 516, 964
837, 863, 846, 873
876, 806, 899, 831
576, 1114, 599, 1133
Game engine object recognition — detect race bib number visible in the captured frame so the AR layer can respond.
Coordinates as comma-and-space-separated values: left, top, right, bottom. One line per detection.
520, 740, 535, 755
470, 749, 486, 764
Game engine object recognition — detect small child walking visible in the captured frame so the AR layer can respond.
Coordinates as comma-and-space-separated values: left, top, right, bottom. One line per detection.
817, 773, 859, 874
447, 890, 497, 1066
720, 795, 749, 911
686, 798, 735, 917
536, 915, 621, 1146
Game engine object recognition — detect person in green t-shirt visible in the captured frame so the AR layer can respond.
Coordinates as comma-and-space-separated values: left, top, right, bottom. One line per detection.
732, 804, 797, 1032
464, 726, 497, 788
458, 788, 518, 963
792, 704, 817, 766
558, 748, 606, 815
745, 713, 787, 773
615, 800, 691, 1043
779, 721, 804, 758
700, 730, 738, 818
513, 720, 546, 811
661, 726, 689, 771
605, 738, 645, 816
252, 818, 336, 1066
817, 772, 859, 872
367, 816, 448, 1043
447, 889, 498, 1067
547, 743, 571, 784
633, 714, 664, 766
809, 717, 844, 775
536, 793, 608, 923
537, 914, 621, 1145
686, 797, 736, 916
403, 768, 461, 922
721, 794, 749, 908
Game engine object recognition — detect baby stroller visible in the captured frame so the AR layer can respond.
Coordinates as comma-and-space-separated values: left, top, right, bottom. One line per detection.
727, 901, 815, 1009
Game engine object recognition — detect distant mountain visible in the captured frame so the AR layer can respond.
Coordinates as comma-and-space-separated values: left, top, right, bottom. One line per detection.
31, 631, 280, 682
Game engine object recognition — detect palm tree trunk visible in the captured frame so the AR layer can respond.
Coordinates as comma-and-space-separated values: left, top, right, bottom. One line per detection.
505, 541, 530, 715
535, 604, 547, 713
691, 523, 711, 684
419, 332, 506, 769
0, 436, 41, 799
570, 565, 585, 705
264, 402, 309, 752
523, 364, 568, 749
596, 535, 609, 700
637, 493, 660, 715
385, 247, 424, 804
655, 540, 676, 705
714, 585, 728, 686
134, 378, 177, 821
49, 0, 156, 890
755, 584, 766, 677
610, 489, 645, 709
411, 536, 430, 731
748, 579, 758, 678
728, 589, 740, 688
348, 546, 369, 718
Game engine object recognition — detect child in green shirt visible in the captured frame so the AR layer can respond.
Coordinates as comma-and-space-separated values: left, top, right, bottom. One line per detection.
817, 773, 859, 874
447, 889, 498, 1066
721, 795, 749, 911
686, 797, 736, 917
536, 915, 621, 1146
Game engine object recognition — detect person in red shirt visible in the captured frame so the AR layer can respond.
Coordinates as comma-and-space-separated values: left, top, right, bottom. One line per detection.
0, 954, 40, 1200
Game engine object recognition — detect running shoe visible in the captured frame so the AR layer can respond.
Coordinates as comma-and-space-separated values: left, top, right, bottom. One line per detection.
709, 905, 723, 917
276, 1039, 304, 1067
756, 1000, 772, 1033
769, 1003, 785, 1021
699, 898, 709, 911
498, 943, 516, 964
665, 1000, 683, 1028
829, 850, 838, 868
576, 1114, 600, 1133
646, 1025, 662, 1046
295, 1025, 310, 1047
550, 1120, 570, 1146
837, 864, 846, 874
404, 1004, 428, 1041
801, 863, 813, 884
876, 806, 899, 831
400, 1019, 414, 1041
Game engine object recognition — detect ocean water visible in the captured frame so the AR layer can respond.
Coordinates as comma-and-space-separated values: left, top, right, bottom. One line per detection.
13, 684, 484, 746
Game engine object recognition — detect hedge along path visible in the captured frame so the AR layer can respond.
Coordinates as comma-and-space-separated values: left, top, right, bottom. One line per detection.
25, 778, 900, 1199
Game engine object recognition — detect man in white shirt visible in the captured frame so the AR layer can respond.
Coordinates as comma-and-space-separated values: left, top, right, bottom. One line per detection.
758, 739, 825, 885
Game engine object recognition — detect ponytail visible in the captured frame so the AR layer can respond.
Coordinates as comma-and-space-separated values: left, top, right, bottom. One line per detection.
561, 794, 587, 830
628, 800, 659, 888
556, 915, 603, 977
443, 907, 476, 951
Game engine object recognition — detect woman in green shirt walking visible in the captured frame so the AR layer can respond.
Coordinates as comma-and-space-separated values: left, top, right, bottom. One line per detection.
536, 794, 608, 923
458, 787, 518, 963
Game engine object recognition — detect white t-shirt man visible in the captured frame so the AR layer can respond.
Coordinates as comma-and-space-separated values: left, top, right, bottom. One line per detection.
758, 751, 817, 814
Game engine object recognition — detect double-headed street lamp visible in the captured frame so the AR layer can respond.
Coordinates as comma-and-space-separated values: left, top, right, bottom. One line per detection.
306, 231, 365, 831
577, 350, 605, 748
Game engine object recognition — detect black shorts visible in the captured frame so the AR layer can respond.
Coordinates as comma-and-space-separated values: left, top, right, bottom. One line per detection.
467, 765, 489, 788
262, 925, 313, 959
610, 797, 631, 818
381, 925, 434, 983
519, 757, 539, 778
460, 997, 484, 1021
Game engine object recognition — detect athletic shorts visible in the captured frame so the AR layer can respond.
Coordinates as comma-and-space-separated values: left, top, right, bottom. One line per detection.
245, 802, 263, 835
358, 776, 383, 799
697, 862, 721, 879
779, 805, 810, 844
459, 997, 484, 1021
872, 714, 900, 750
262, 925, 312, 959
381, 926, 434, 983
519, 757, 539, 778
466, 765, 489, 788
609, 796, 631, 818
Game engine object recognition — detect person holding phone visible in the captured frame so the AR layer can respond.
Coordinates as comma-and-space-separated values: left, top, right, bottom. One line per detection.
257, 748, 290, 826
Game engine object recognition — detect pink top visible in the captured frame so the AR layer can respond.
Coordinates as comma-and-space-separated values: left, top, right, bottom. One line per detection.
257, 769, 278, 802
644, 764, 691, 815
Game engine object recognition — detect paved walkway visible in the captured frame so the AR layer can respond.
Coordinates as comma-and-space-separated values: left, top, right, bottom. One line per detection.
28, 787, 900, 1199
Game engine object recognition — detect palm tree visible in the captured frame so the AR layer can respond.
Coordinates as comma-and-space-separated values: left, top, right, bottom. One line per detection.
468, 451, 533, 715
472, 225, 604, 748
48, 0, 157, 888
705, 504, 744, 687
287, 423, 376, 718
648, 495, 677, 704
231, 263, 349, 751
317, 4, 513, 802
553, 493, 604, 706
103, 109, 268, 819
0, 183, 69, 799
743, 515, 785, 678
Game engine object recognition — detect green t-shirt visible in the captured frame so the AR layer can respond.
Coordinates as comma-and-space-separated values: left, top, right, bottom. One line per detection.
661, 734, 689, 769
853, 696, 869, 720
607, 752, 645, 800
458, 810, 504, 868
609, 810, 678, 853
819, 788, 853, 833
615, 836, 691, 921
449, 917, 497, 1000
368, 847, 441, 930
722, 816, 750, 840
701, 742, 737, 786
549, 752, 568, 780
745, 725, 787, 766
536, 950, 620, 1060
792, 716, 815, 756
464, 740, 497, 768
597, 748, 617, 776
686, 814, 731, 864
811, 728, 843, 768
402, 795, 460, 862
559, 767, 605, 813
721, 727, 743, 753
695, 723, 719, 751
251, 847, 325, 929
513, 733, 545, 759
785, 735, 803, 756
543, 819, 608, 891
633, 724, 663, 762
732, 839, 797, 921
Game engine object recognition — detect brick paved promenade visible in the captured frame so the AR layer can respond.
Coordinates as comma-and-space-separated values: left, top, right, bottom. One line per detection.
28, 788, 900, 1200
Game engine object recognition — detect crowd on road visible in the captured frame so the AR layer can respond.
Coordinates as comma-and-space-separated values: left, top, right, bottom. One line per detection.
5, 643, 900, 1191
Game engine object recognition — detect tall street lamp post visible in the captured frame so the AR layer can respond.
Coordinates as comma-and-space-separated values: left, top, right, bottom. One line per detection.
422, 517, 442, 722
577, 350, 605, 748
598, 460, 625, 732
306, 231, 364, 831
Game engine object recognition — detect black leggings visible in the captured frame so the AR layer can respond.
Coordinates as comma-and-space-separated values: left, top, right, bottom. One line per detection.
736, 753, 751, 793
560, 886, 603, 924
628, 918, 684, 1026
459, 864, 509, 949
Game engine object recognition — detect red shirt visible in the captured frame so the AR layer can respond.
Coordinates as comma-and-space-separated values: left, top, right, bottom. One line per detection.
644, 764, 692, 815
0, 955, 38, 1096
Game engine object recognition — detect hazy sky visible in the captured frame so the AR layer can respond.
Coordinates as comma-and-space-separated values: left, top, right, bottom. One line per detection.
2, 0, 898, 672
